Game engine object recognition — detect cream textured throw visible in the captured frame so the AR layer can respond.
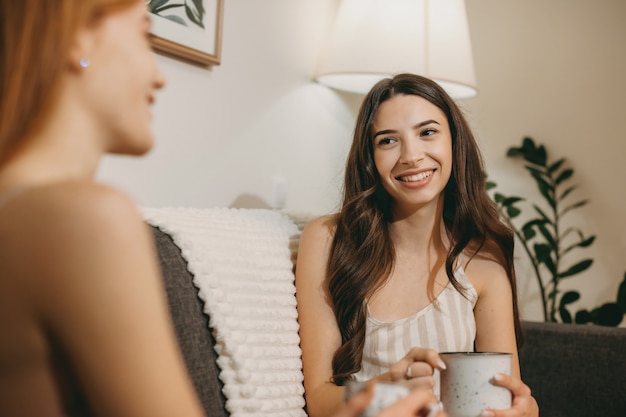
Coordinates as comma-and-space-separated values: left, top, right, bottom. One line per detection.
143, 207, 306, 417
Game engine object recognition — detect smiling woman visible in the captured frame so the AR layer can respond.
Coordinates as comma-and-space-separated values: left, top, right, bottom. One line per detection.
147, 0, 223, 66
295, 73, 540, 417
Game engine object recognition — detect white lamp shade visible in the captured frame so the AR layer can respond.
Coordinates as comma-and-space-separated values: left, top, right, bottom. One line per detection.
316, 0, 477, 99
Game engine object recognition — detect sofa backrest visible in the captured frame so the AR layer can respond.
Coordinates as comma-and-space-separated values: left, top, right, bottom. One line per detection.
150, 212, 626, 417
519, 320, 626, 417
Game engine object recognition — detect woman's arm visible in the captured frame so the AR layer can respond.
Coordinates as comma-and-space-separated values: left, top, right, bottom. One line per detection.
467, 254, 539, 417
295, 215, 347, 417
26, 184, 205, 417
468, 256, 519, 377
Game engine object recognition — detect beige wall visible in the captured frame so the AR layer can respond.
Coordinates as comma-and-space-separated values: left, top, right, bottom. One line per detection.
462, 0, 626, 321
98, 0, 626, 321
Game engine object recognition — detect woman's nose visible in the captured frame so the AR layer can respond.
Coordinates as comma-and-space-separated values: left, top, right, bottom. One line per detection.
399, 141, 424, 165
153, 65, 166, 90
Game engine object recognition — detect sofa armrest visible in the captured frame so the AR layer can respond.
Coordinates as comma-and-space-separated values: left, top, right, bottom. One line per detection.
152, 226, 229, 417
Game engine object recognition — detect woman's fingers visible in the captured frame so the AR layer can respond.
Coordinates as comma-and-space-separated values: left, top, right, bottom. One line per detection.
374, 387, 442, 417
335, 385, 375, 417
482, 374, 538, 417
490, 373, 531, 398
389, 347, 446, 382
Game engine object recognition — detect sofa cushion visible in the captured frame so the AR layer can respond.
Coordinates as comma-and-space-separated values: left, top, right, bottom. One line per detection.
152, 226, 228, 417
519, 320, 626, 417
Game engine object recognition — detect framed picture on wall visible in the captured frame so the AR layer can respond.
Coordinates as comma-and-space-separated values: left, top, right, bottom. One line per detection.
148, 0, 224, 66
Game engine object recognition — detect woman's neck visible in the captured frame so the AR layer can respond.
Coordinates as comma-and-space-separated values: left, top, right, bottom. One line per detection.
387, 194, 447, 253
0, 117, 102, 193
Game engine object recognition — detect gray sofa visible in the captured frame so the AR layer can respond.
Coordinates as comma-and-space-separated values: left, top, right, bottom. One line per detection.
151, 223, 626, 417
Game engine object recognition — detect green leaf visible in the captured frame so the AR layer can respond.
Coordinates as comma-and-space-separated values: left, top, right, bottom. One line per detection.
555, 168, 574, 185
534, 243, 552, 263
522, 136, 536, 151
185, 1, 205, 29
521, 220, 541, 240
152, 2, 185, 15
557, 259, 593, 279
560, 200, 588, 217
575, 310, 592, 324
502, 196, 524, 206
522, 227, 536, 240
547, 288, 558, 300
523, 218, 547, 229
562, 236, 596, 255
535, 242, 556, 275
548, 158, 565, 174
544, 255, 557, 276
578, 235, 596, 247
506, 147, 523, 157
163, 14, 186, 25
525, 165, 549, 179
560, 291, 580, 305
535, 144, 548, 167
485, 181, 497, 191
558, 185, 578, 202
537, 222, 557, 248
530, 172, 555, 207
506, 205, 521, 218
596, 303, 623, 327
559, 307, 572, 323
533, 205, 551, 222
617, 272, 626, 314
494, 192, 506, 204
148, 0, 170, 13
517, 137, 547, 166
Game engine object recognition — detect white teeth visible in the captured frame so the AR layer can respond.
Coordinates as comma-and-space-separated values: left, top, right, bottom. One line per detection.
399, 170, 433, 182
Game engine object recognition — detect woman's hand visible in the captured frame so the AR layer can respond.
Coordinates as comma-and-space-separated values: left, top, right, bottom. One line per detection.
336, 383, 446, 417
388, 347, 447, 390
481, 373, 539, 417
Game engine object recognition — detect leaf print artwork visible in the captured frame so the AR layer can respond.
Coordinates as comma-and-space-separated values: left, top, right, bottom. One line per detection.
148, 0, 206, 29
148, 0, 222, 66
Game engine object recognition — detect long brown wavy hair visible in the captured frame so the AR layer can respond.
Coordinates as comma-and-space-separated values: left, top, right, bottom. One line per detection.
327, 73, 521, 385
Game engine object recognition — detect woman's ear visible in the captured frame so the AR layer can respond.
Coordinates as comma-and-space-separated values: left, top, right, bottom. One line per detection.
67, 26, 97, 72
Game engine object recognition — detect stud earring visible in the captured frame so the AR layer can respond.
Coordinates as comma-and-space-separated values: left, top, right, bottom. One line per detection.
79, 58, 90, 68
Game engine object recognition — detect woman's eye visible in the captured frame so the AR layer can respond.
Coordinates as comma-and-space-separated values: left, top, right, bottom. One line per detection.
421, 128, 436, 136
377, 137, 395, 146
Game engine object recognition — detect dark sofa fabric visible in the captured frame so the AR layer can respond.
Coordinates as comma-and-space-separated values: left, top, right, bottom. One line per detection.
519, 320, 626, 417
152, 226, 228, 417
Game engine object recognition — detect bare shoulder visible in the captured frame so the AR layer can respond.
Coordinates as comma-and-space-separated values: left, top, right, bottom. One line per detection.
26, 181, 141, 228
0, 181, 153, 295
300, 213, 337, 242
295, 214, 338, 284
0, 181, 142, 231
463, 241, 511, 295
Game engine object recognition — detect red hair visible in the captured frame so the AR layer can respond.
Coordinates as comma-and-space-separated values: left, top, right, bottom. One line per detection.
0, 0, 140, 162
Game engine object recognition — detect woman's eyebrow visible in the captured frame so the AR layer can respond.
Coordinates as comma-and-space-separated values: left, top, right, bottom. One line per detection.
373, 128, 396, 138
373, 120, 440, 138
413, 119, 440, 129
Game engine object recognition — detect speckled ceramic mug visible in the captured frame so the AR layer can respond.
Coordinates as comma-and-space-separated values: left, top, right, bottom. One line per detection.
439, 352, 512, 417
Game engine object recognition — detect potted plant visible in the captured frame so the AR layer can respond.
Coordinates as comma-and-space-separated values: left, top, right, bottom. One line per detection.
487, 137, 626, 325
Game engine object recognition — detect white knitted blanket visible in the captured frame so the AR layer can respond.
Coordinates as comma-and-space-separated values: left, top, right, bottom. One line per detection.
142, 207, 307, 417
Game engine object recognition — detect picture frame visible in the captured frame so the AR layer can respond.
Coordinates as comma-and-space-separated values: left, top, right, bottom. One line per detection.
148, 0, 224, 67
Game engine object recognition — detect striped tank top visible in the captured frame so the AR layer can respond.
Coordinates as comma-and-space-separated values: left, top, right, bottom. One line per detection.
352, 263, 478, 396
